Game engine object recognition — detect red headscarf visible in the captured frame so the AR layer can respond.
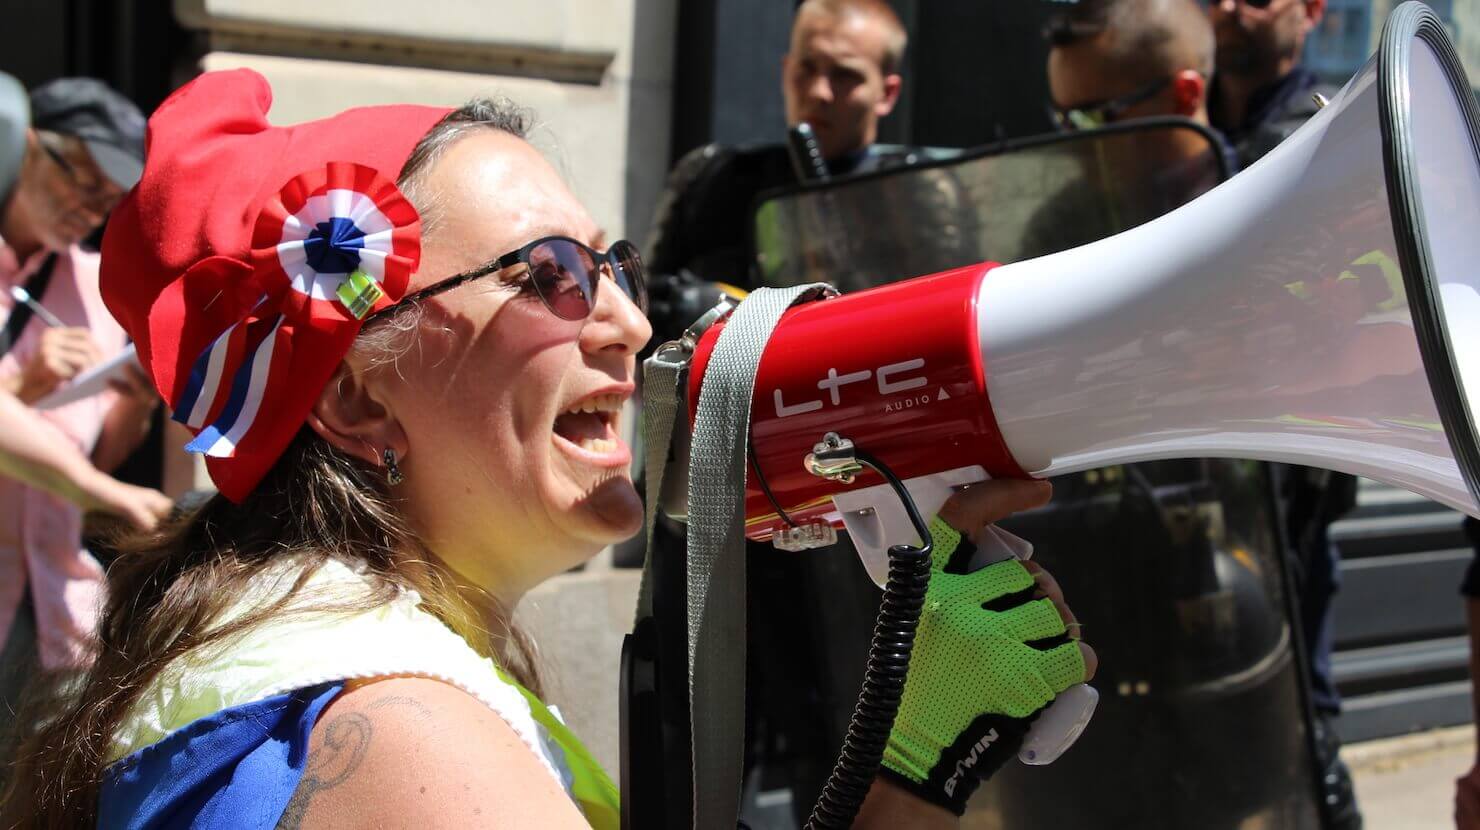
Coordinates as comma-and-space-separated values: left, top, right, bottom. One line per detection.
101, 69, 452, 501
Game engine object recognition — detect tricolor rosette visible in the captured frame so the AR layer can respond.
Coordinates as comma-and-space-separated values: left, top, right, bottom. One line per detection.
170, 162, 420, 476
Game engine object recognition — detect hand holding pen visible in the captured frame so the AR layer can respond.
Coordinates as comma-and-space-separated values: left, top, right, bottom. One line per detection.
5, 286, 102, 404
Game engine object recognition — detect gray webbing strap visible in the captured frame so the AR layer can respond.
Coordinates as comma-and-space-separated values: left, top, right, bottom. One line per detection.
635, 345, 687, 622
684, 284, 830, 829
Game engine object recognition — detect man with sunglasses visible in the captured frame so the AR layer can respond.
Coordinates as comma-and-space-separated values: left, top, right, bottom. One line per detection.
1032, 0, 1230, 256
1207, 0, 1333, 168
1047, 0, 1216, 133
0, 75, 170, 760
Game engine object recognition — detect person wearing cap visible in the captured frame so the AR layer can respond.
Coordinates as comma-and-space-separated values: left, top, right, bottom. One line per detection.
2, 70, 1093, 828
0, 76, 170, 750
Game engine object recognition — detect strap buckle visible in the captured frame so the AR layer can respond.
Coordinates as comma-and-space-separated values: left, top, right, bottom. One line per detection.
678, 296, 739, 354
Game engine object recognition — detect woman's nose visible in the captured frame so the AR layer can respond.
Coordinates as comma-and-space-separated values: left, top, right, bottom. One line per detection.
583, 273, 652, 355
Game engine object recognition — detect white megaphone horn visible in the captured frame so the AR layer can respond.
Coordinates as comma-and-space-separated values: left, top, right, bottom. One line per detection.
670, 2, 1480, 582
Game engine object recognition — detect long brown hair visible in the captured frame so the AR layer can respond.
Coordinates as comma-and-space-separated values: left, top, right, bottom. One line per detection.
2, 99, 544, 828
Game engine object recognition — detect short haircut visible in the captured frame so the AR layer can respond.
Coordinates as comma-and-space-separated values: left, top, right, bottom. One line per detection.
795, 0, 909, 74
1045, 0, 1214, 80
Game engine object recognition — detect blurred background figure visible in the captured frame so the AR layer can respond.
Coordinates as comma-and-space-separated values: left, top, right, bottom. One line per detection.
1026, 0, 1232, 255
1048, 0, 1216, 130
780, 0, 904, 166
1207, 2, 1363, 824
1047, 0, 1219, 142
645, 0, 945, 346
1207, 0, 1333, 167
0, 74, 168, 767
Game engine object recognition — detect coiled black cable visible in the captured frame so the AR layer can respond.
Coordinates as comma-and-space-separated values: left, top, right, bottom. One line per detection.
805, 449, 934, 829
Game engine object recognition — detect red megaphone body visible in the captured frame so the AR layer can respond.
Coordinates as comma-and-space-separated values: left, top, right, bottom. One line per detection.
688, 265, 1019, 566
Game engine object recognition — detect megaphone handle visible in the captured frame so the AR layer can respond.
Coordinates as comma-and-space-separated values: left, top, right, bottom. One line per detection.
836, 472, 1099, 764
967, 526, 1099, 766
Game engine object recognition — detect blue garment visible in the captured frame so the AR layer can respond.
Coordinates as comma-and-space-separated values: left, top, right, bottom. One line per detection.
99, 681, 343, 830
1300, 538, 1344, 714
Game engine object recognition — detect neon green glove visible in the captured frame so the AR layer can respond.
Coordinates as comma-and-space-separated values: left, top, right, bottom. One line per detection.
881, 518, 1086, 814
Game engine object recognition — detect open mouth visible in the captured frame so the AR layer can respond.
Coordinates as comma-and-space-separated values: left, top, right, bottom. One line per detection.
552, 393, 627, 462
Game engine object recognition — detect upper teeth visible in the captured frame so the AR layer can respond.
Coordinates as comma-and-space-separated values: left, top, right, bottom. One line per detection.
565, 393, 624, 416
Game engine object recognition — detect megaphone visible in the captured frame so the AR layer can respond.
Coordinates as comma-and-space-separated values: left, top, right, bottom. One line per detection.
670, 3, 1480, 584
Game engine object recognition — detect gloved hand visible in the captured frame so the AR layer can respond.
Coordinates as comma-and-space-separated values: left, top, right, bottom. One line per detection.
881, 518, 1089, 815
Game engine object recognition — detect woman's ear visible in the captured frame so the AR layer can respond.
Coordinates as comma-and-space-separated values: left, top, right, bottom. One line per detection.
306, 359, 406, 467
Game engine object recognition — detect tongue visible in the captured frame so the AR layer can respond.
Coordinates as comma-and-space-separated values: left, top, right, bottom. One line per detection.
554, 411, 607, 442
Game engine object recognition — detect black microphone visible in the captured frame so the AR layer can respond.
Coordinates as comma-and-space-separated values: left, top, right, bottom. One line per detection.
786, 122, 831, 183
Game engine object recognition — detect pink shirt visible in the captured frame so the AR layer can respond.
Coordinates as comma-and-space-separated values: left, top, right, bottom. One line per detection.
0, 238, 125, 668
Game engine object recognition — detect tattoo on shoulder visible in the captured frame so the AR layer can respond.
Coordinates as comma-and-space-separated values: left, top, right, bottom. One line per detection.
276, 712, 373, 830
368, 694, 434, 720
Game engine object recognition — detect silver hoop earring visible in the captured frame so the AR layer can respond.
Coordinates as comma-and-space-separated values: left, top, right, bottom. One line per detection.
383, 448, 405, 486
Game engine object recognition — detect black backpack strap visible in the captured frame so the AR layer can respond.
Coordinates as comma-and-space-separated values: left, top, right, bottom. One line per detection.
0, 253, 59, 360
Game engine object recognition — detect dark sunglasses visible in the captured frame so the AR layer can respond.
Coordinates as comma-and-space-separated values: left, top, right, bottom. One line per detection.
1048, 77, 1173, 132
366, 235, 648, 325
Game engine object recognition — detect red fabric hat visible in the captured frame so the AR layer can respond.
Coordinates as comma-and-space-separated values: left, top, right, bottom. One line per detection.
101, 69, 452, 501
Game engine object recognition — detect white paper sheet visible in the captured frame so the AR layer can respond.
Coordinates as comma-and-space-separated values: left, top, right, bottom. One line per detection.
35, 343, 140, 410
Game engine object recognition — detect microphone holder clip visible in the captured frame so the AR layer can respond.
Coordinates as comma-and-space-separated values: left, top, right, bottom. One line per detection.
805, 431, 865, 483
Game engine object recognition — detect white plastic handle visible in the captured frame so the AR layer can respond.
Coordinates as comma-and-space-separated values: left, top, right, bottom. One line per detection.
966, 524, 1098, 766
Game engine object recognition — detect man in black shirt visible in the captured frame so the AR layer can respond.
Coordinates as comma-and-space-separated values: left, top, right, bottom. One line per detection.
1207, 0, 1333, 169
645, 0, 940, 344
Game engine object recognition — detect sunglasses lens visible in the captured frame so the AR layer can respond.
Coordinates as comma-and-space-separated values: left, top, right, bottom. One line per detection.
609, 240, 649, 312
528, 240, 596, 321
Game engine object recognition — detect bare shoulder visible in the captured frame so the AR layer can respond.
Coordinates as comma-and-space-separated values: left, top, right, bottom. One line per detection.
275, 676, 589, 829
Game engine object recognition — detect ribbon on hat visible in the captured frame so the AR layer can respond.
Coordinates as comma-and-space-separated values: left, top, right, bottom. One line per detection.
171, 161, 419, 459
